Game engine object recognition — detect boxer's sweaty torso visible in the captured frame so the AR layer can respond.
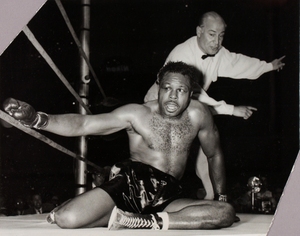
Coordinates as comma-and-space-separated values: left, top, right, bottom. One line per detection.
127, 105, 198, 180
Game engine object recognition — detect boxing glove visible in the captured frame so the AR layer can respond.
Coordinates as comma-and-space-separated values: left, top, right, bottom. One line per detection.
3, 98, 48, 129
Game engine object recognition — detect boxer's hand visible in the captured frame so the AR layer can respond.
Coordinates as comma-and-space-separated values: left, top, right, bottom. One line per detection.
3, 98, 38, 127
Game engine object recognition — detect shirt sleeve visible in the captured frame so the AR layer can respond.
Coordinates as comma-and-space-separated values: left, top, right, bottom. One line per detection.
197, 89, 235, 115
218, 47, 273, 79
144, 81, 159, 102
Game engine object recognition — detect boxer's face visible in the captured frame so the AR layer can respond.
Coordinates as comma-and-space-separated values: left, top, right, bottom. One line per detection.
196, 16, 225, 55
158, 72, 192, 118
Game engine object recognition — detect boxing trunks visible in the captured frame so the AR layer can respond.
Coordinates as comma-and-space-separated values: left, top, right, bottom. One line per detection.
99, 159, 183, 214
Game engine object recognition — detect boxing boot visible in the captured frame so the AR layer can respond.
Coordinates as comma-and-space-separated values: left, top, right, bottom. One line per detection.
108, 206, 163, 230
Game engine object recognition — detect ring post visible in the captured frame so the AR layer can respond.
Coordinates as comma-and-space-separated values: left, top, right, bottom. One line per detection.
75, 0, 91, 196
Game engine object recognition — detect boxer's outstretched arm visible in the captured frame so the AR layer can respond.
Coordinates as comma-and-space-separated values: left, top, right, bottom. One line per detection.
45, 109, 132, 137
3, 97, 138, 137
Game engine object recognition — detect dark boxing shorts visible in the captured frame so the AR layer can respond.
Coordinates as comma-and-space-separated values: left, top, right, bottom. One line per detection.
99, 159, 183, 214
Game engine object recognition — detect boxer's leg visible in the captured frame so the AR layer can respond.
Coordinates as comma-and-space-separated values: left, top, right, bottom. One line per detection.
52, 188, 115, 228
108, 199, 235, 230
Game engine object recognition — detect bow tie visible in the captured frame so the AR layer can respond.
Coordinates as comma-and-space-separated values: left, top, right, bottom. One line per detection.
201, 54, 215, 60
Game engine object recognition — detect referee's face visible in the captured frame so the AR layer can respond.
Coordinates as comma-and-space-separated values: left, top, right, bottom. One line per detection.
196, 16, 225, 55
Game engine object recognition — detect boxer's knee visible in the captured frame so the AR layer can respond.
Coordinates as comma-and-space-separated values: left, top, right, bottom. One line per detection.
219, 202, 235, 228
55, 207, 80, 229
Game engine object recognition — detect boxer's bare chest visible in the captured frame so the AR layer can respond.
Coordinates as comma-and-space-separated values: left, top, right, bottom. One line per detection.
148, 112, 194, 155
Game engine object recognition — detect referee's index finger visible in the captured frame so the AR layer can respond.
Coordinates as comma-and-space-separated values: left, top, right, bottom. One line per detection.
248, 106, 258, 111
278, 55, 286, 61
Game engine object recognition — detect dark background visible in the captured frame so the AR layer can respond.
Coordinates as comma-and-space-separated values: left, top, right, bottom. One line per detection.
0, 0, 298, 209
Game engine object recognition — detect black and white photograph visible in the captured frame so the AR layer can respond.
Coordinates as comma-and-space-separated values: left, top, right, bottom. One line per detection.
0, 0, 299, 235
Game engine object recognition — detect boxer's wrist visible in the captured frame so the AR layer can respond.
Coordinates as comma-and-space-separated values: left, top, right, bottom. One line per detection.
32, 112, 49, 129
214, 193, 227, 202
23, 111, 48, 129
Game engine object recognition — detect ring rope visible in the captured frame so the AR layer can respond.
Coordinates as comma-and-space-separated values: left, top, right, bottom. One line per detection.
55, 0, 107, 99
0, 109, 102, 171
22, 25, 92, 115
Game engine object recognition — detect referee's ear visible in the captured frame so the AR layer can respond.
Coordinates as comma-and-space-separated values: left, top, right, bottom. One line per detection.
196, 26, 204, 37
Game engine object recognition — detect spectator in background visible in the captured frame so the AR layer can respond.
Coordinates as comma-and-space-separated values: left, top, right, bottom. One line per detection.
43, 195, 61, 213
91, 166, 111, 188
50, 195, 60, 208
256, 177, 277, 213
24, 193, 52, 215
233, 176, 277, 214
86, 166, 111, 190
10, 197, 26, 216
